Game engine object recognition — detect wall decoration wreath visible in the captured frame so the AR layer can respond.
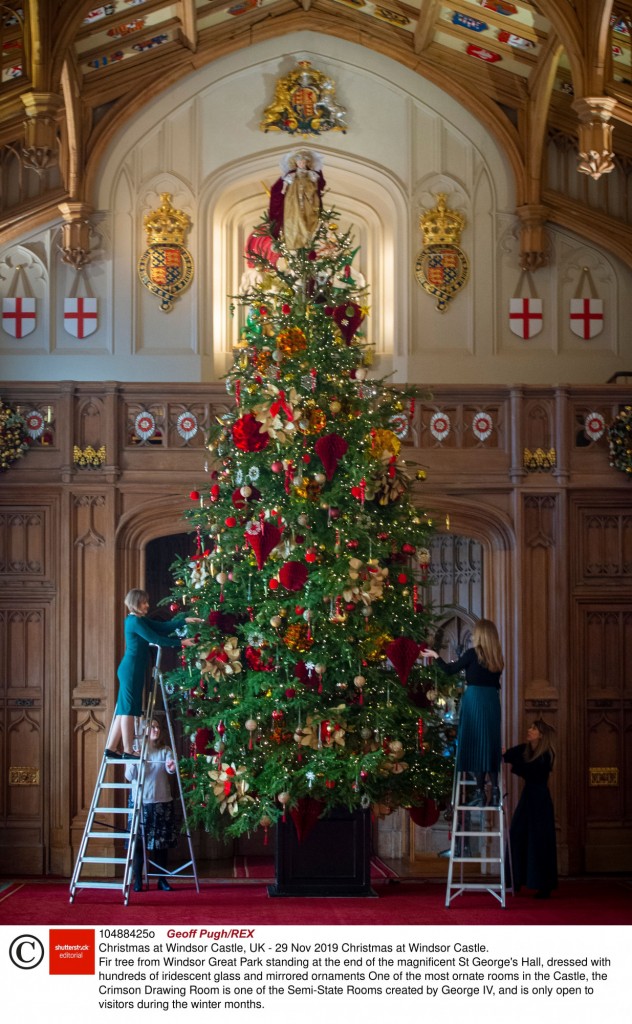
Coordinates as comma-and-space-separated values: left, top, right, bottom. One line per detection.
607, 405, 632, 476
0, 398, 30, 471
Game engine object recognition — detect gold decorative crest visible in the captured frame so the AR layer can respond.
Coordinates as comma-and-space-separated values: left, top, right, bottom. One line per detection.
138, 193, 194, 312
260, 61, 348, 136
414, 193, 469, 312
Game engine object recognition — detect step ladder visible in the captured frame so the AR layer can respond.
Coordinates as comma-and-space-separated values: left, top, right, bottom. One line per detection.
445, 771, 512, 908
69, 646, 199, 904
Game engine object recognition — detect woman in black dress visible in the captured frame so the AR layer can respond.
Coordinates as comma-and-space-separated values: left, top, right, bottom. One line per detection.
504, 719, 557, 898
426, 619, 504, 806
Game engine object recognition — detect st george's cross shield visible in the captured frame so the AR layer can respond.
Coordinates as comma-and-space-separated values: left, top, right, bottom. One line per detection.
64, 297, 98, 339
569, 297, 603, 339
509, 297, 543, 339
2, 296, 37, 338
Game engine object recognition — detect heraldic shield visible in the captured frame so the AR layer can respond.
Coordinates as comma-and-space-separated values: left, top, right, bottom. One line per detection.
415, 244, 469, 312
138, 193, 194, 312
138, 243, 194, 312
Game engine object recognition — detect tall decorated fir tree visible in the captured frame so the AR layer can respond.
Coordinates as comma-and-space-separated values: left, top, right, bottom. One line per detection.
167, 156, 457, 839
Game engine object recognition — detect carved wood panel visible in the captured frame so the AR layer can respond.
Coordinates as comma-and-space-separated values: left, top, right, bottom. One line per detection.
0, 508, 48, 580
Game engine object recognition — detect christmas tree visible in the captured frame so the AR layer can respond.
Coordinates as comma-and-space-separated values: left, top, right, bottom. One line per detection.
167, 154, 457, 839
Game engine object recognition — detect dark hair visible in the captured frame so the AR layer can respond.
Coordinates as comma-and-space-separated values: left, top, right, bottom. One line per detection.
525, 718, 555, 765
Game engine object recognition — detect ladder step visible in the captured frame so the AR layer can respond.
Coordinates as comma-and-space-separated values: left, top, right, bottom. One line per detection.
81, 856, 128, 864
450, 851, 499, 860
453, 831, 502, 837
73, 881, 126, 890
448, 883, 504, 892
94, 806, 131, 813
456, 805, 502, 811
87, 831, 130, 839
100, 783, 133, 789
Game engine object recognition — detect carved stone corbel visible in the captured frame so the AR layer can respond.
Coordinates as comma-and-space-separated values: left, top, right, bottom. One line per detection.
572, 97, 618, 180
58, 202, 94, 269
516, 203, 550, 271
20, 91, 64, 173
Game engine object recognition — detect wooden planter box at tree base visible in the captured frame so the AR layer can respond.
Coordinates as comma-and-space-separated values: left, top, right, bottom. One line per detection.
268, 805, 377, 897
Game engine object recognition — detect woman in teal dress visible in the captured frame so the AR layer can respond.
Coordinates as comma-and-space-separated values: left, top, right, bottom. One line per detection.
106, 589, 198, 759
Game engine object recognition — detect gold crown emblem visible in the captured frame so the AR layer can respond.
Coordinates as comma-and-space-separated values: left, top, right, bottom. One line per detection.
419, 193, 466, 245
143, 193, 191, 245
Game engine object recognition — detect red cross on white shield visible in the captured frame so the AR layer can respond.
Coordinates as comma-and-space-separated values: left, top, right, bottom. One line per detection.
2, 296, 37, 338
569, 297, 603, 339
509, 297, 543, 339
64, 297, 98, 339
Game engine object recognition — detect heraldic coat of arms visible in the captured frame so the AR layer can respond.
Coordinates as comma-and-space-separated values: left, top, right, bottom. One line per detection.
414, 194, 469, 312
138, 193, 194, 312
261, 60, 348, 136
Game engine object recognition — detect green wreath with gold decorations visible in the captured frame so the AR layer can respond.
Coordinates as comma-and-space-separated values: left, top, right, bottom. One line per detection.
0, 399, 30, 471
607, 405, 632, 477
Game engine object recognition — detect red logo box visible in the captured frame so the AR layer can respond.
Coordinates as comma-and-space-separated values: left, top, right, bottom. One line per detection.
49, 929, 95, 975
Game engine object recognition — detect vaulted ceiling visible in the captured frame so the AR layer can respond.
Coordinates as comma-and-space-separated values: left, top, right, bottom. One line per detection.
2, 1, 632, 267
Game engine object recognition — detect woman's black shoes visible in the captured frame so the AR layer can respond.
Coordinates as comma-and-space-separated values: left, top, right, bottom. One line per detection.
105, 748, 122, 759
121, 752, 140, 760
157, 877, 172, 891
133, 879, 142, 892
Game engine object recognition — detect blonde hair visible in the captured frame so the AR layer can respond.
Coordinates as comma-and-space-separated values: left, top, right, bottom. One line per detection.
525, 718, 555, 764
472, 618, 504, 673
124, 588, 149, 615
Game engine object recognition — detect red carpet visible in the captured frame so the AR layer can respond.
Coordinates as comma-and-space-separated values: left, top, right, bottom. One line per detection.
232, 855, 398, 880
1, 876, 630, 926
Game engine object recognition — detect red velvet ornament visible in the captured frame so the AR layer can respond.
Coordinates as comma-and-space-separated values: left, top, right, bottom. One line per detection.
232, 413, 269, 452
409, 800, 440, 829
282, 303, 291, 315
384, 637, 422, 685
269, 578, 280, 590
244, 522, 282, 568
189, 490, 200, 500
397, 573, 408, 584
279, 560, 308, 591
194, 728, 213, 756
332, 302, 364, 343
225, 516, 237, 528
231, 485, 261, 509
314, 432, 348, 480
244, 229, 279, 268
290, 797, 326, 841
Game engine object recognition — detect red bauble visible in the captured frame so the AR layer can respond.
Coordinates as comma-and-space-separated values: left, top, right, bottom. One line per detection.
269, 578, 280, 590
325, 779, 336, 789
305, 549, 318, 563
225, 516, 237, 528
409, 800, 440, 829
346, 539, 359, 549
282, 304, 291, 315
397, 573, 408, 584
169, 602, 180, 612
189, 490, 200, 500
232, 413, 269, 452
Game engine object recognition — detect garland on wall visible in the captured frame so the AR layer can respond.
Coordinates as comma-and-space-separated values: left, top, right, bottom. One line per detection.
0, 399, 29, 471
607, 405, 632, 476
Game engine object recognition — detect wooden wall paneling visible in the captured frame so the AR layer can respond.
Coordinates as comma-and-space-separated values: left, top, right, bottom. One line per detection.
68, 487, 117, 871
0, 495, 56, 874
572, 494, 632, 872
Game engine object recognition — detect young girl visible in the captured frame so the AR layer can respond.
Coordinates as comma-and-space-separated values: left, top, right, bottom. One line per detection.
426, 619, 504, 806
504, 719, 558, 899
126, 717, 178, 891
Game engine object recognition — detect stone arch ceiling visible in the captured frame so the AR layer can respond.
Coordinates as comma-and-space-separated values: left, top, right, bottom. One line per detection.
3, 1, 632, 265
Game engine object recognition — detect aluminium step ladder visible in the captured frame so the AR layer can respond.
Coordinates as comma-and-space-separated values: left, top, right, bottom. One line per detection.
445, 770, 513, 908
69, 646, 198, 904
